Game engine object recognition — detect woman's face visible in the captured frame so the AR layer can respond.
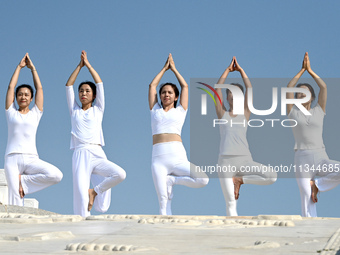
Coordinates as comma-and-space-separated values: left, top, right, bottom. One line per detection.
227, 90, 233, 105
160, 85, 178, 107
296, 85, 313, 104
16, 87, 33, 108
79, 84, 95, 105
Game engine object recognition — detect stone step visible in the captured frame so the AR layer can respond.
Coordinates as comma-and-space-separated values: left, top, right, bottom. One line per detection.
0, 183, 39, 208
0, 169, 7, 186
24, 199, 39, 209
0, 186, 8, 204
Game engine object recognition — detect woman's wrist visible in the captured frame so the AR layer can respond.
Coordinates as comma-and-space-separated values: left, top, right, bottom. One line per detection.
171, 67, 179, 74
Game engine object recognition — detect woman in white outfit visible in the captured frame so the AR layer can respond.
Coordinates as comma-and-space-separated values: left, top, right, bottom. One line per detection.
5, 53, 63, 206
66, 51, 126, 217
149, 53, 209, 215
287, 52, 340, 217
215, 56, 277, 216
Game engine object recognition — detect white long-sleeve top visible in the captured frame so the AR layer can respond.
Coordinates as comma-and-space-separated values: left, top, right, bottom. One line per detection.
66, 83, 105, 149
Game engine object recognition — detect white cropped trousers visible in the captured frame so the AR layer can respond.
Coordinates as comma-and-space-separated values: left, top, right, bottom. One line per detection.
151, 142, 209, 215
72, 145, 126, 217
218, 155, 277, 216
295, 148, 340, 217
4, 153, 63, 206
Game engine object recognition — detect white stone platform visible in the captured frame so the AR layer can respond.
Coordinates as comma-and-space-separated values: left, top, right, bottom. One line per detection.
0, 207, 339, 255
0, 169, 39, 208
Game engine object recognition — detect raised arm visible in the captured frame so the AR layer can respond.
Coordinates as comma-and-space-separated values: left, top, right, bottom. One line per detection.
169, 54, 188, 110
215, 57, 234, 119
286, 53, 307, 115
305, 52, 327, 112
26, 54, 43, 111
148, 54, 170, 110
234, 57, 251, 120
6, 54, 27, 110
66, 53, 84, 87
82, 50, 102, 84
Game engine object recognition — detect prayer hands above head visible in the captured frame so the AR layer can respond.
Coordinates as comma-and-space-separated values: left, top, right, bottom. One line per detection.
302, 52, 312, 72
78, 51, 85, 68
25, 53, 35, 71
233, 57, 243, 72
227, 57, 236, 72
169, 53, 176, 71
81, 50, 91, 68
163, 54, 170, 71
19, 53, 28, 68
227, 56, 242, 72
305, 52, 311, 72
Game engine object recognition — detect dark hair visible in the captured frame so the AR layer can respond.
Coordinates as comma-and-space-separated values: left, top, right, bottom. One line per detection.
78, 81, 97, 102
16, 84, 34, 99
159, 82, 180, 108
226, 83, 244, 96
295, 83, 315, 103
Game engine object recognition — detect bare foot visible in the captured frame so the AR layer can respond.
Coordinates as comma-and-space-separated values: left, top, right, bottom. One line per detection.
19, 175, 25, 198
310, 180, 319, 203
233, 176, 243, 200
88, 189, 98, 212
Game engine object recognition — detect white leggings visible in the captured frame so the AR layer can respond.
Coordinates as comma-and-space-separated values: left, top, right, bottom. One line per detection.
72, 145, 126, 217
151, 142, 209, 215
4, 153, 63, 206
218, 155, 277, 216
295, 148, 340, 217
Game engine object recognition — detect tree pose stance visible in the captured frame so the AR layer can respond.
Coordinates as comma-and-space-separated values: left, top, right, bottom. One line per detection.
149, 53, 209, 215
66, 51, 126, 217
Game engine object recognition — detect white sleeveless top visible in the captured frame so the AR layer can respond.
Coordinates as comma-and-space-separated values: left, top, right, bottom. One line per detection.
151, 103, 187, 136
219, 111, 251, 156
288, 103, 325, 150
5, 103, 43, 156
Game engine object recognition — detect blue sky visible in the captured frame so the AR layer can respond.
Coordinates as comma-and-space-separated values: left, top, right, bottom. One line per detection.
1, 1, 340, 217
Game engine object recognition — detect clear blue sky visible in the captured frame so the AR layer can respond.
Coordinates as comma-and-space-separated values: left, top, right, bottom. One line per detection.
1, 1, 340, 217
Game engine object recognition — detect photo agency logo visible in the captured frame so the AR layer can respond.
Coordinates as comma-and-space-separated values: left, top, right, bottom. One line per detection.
196, 82, 312, 128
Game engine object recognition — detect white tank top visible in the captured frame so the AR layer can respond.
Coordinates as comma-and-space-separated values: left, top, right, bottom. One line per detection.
288, 103, 325, 150
151, 103, 187, 136
5, 103, 42, 156
219, 111, 251, 156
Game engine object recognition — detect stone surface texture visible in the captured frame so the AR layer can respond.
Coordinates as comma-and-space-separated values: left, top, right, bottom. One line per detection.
0, 208, 339, 254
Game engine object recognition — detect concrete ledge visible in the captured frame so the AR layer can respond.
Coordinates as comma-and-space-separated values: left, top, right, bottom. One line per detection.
0, 169, 7, 186
24, 198, 39, 209
0, 205, 59, 216
0, 186, 8, 204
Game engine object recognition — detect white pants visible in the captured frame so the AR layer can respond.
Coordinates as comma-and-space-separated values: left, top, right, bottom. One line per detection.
151, 142, 209, 215
72, 145, 126, 217
4, 153, 63, 206
218, 155, 277, 216
295, 148, 340, 217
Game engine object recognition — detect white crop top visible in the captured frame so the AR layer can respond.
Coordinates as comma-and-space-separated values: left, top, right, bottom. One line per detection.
288, 103, 325, 150
66, 83, 105, 149
5, 103, 43, 156
219, 111, 251, 156
151, 103, 187, 136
